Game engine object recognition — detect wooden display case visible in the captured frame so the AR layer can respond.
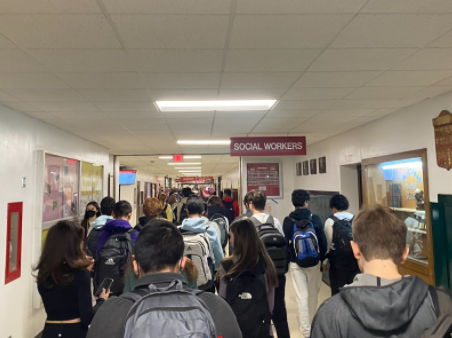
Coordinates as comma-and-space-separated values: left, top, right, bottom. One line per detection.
361, 149, 435, 285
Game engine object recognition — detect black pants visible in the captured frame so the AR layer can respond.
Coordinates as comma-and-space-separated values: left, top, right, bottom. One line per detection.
42, 323, 87, 338
272, 274, 290, 338
329, 265, 360, 296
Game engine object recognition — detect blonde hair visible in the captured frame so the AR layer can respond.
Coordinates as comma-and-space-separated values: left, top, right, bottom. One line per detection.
143, 197, 163, 217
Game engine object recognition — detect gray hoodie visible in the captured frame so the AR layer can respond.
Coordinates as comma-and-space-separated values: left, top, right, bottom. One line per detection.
311, 274, 437, 338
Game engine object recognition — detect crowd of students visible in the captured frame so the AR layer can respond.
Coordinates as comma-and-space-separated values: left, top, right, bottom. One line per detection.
35, 186, 452, 338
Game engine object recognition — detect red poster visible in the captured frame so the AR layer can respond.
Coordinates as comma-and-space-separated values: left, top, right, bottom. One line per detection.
247, 163, 280, 197
231, 136, 306, 157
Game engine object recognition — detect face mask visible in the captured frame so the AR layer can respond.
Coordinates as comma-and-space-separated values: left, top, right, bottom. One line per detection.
96, 211, 101, 217
86, 210, 96, 219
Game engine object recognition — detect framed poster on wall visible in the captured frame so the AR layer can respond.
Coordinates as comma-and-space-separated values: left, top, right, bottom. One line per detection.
246, 162, 282, 198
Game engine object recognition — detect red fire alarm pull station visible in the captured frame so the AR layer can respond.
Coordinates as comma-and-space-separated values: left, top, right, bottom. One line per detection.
173, 155, 183, 162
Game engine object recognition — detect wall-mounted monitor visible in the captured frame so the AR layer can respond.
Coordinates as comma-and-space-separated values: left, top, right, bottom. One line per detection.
119, 170, 137, 185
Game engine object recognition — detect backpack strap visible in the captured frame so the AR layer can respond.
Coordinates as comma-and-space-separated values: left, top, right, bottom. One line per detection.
221, 259, 234, 273
120, 288, 149, 303
163, 203, 168, 212
429, 285, 452, 317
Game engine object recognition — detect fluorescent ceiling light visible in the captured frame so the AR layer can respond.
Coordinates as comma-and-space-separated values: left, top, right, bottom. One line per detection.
174, 167, 202, 170
179, 170, 202, 173
178, 140, 231, 145
167, 162, 201, 165
159, 156, 172, 159
156, 100, 277, 112
184, 156, 202, 159
382, 161, 422, 170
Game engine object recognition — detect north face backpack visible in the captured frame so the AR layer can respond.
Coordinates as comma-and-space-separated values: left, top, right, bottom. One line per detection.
86, 227, 102, 261
291, 218, 320, 268
210, 213, 229, 249
222, 200, 236, 224
422, 286, 452, 338
222, 259, 272, 338
94, 229, 136, 296
250, 216, 288, 275
328, 216, 359, 271
181, 230, 214, 290
121, 279, 217, 338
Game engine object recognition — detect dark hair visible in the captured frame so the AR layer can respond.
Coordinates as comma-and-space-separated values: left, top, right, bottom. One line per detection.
207, 195, 222, 206
182, 187, 192, 197
353, 205, 407, 265
330, 194, 350, 211
292, 189, 310, 207
243, 194, 249, 207
186, 195, 205, 215
101, 197, 115, 216
224, 188, 232, 197
143, 197, 163, 217
81, 201, 100, 231
246, 189, 266, 210
135, 221, 184, 273
34, 219, 90, 287
113, 200, 132, 218
158, 193, 167, 205
222, 220, 278, 287
168, 195, 177, 205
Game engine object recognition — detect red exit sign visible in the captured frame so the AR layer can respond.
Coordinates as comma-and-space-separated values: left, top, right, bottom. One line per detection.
173, 155, 183, 162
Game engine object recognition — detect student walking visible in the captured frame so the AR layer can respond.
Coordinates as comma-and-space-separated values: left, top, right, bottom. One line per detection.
283, 189, 327, 338
159, 193, 173, 222
86, 197, 115, 261
324, 194, 360, 296
218, 219, 278, 338
134, 197, 162, 232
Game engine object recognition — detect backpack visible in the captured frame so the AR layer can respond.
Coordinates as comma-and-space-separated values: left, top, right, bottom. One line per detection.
210, 213, 229, 249
86, 228, 102, 261
179, 203, 187, 225
250, 216, 288, 275
121, 279, 217, 338
160, 203, 168, 219
328, 216, 359, 271
181, 230, 215, 290
222, 200, 236, 224
422, 286, 452, 338
222, 259, 272, 338
291, 218, 320, 268
94, 228, 136, 296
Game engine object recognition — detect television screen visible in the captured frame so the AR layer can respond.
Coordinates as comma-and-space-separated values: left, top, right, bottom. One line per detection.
119, 170, 136, 185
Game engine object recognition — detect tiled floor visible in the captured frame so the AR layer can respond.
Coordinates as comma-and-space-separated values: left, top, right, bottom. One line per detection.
278, 272, 331, 338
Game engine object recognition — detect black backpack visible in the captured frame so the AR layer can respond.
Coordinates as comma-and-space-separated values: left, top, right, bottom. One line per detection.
86, 228, 102, 261
160, 203, 168, 219
210, 213, 229, 249
94, 229, 136, 296
179, 203, 188, 225
222, 200, 235, 224
422, 286, 452, 338
328, 216, 358, 271
250, 216, 288, 275
222, 259, 272, 338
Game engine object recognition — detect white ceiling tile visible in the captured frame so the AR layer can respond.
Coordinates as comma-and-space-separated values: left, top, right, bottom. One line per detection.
230, 15, 351, 48
282, 87, 356, 100
399, 86, 452, 101
77, 89, 150, 102
214, 111, 266, 118
0, 15, 121, 48
167, 118, 213, 126
435, 77, 452, 86
3, 89, 87, 101
0, 90, 20, 101
0, 34, 16, 48
236, 0, 365, 14
259, 117, 308, 127
430, 31, 452, 47
0, 0, 101, 13
366, 108, 399, 116
0, 49, 47, 71
290, 123, 337, 133
129, 49, 223, 72
310, 48, 417, 71
121, 121, 170, 131
332, 14, 452, 48
394, 48, 452, 70
22, 112, 54, 118
105, 112, 156, 118
329, 99, 396, 109
50, 112, 108, 119
225, 49, 321, 72
0, 72, 69, 89
295, 71, 382, 87
214, 116, 261, 127
93, 101, 157, 111
267, 109, 320, 117
111, 15, 229, 48
316, 109, 375, 117
306, 115, 358, 124
103, 0, 232, 14
160, 112, 215, 119
56, 72, 144, 89
143, 73, 220, 89
362, 0, 452, 13
218, 88, 285, 100
149, 90, 218, 100
349, 115, 383, 124
275, 100, 336, 110
212, 125, 254, 134
27, 49, 134, 72
344, 86, 424, 100
221, 72, 300, 89
0, 100, 41, 111
365, 70, 452, 87
29, 101, 100, 112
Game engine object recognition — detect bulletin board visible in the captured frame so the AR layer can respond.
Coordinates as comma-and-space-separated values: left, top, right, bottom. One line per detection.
80, 162, 103, 214
246, 162, 282, 198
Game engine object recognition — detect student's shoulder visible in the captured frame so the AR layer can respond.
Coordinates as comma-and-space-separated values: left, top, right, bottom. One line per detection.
198, 291, 234, 316
313, 294, 346, 325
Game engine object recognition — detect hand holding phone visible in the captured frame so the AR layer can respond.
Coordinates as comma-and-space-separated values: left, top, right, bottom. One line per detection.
95, 278, 113, 298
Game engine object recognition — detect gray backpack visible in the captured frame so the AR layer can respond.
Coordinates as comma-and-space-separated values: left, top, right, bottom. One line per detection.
422, 286, 452, 338
121, 279, 217, 338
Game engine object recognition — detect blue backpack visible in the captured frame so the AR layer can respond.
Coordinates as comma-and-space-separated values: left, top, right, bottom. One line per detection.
291, 218, 320, 268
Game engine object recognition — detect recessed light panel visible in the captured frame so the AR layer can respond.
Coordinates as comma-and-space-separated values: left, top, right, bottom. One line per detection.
177, 140, 231, 145
167, 162, 201, 165
156, 100, 276, 112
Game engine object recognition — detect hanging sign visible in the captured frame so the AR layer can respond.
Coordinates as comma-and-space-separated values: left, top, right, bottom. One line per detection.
230, 136, 306, 156
176, 176, 214, 183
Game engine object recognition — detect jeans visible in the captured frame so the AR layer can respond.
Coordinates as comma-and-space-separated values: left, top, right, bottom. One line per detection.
272, 274, 291, 338
290, 262, 322, 338
329, 265, 360, 296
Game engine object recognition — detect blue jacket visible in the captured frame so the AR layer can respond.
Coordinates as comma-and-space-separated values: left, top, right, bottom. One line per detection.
181, 217, 224, 270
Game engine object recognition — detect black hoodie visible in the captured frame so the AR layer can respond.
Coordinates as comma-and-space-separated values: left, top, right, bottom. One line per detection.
283, 208, 327, 263
134, 216, 156, 232
207, 205, 229, 220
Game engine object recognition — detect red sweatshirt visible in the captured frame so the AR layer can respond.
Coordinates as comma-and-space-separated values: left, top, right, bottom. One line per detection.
222, 197, 239, 217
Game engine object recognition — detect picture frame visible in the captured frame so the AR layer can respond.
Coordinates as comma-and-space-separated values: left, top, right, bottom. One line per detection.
319, 156, 326, 174
296, 162, 302, 176
310, 159, 317, 175
303, 161, 309, 175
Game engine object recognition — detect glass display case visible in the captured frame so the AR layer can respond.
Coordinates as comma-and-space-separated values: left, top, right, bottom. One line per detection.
362, 149, 434, 284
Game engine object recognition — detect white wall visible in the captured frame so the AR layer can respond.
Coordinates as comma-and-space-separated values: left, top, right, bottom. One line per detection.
0, 106, 111, 338
294, 90, 452, 203
222, 166, 240, 190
